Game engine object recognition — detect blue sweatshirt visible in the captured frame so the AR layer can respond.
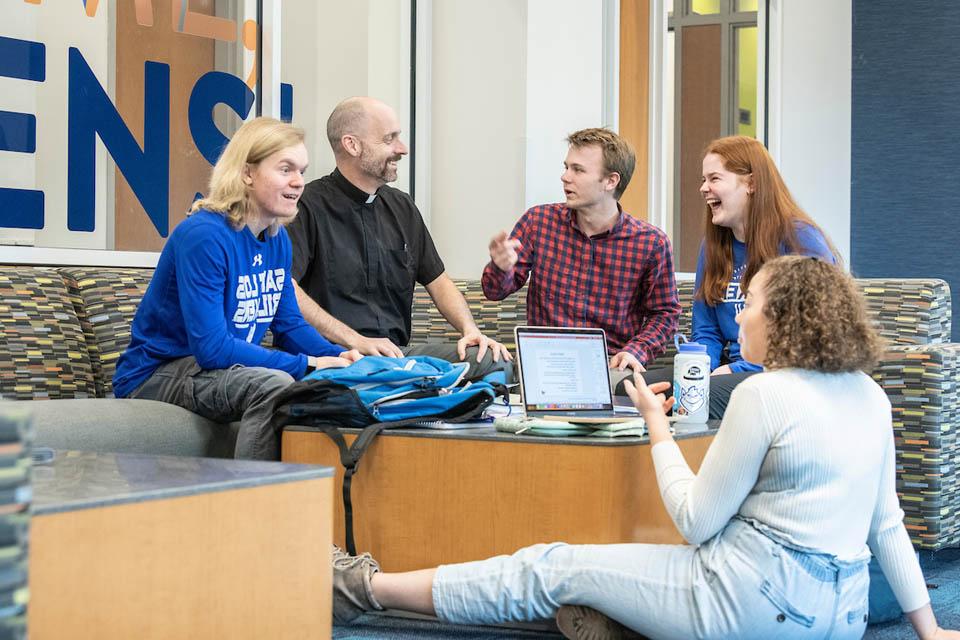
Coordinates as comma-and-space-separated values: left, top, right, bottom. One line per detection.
692, 223, 836, 373
113, 210, 342, 397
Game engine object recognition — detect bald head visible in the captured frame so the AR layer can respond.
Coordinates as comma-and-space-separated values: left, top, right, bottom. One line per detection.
326, 97, 408, 191
327, 97, 387, 156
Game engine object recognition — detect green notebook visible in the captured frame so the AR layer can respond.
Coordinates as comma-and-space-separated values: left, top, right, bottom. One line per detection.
494, 415, 647, 438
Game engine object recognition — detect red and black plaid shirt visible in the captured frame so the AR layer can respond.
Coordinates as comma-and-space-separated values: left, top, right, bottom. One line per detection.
482, 204, 680, 365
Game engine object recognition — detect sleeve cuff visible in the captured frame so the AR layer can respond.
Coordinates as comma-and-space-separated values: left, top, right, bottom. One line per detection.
729, 360, 763, 373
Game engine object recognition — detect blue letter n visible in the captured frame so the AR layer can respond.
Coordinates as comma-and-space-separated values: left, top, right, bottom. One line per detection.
68, 48, 170, 236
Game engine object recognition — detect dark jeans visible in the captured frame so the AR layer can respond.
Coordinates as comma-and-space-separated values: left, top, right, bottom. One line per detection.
613, 366, 757, 420
129, 356, 294, 460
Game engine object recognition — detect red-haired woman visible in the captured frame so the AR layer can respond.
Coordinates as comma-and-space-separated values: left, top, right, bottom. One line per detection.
690, 135, 839, 416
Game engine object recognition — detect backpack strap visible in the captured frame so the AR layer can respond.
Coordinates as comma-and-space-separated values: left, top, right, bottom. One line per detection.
339, 422, 388, 555
283, 419, 404, 554
271, 377, 499, 554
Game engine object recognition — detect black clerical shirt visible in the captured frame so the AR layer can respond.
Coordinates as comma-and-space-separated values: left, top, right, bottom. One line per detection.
287, 169, 445, 347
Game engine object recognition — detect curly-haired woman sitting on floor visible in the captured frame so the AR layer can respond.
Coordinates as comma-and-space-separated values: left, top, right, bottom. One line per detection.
332, 256, 958, 640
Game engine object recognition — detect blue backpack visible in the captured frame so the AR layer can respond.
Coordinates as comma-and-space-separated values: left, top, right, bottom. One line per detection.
271, 356, 500, 554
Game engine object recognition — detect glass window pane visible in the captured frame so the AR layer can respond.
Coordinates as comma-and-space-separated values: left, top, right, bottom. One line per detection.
2, 2, 259, 251
690, 0, 721, 16
736, 0, 759, 12
281, 0, 412, 195
734, 25, 758, 138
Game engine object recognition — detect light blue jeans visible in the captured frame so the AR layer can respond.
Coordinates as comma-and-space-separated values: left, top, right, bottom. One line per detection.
433, 518, 870, 640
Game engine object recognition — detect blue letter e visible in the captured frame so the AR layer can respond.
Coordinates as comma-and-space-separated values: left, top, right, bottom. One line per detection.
67, 48, 170, 236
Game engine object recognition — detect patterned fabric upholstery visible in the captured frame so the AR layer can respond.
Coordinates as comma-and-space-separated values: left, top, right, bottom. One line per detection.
847, 279, 953, 548
0, 267, 96, 400
650, 279, 695, 366
58, 267, 154, 398
856, 278, 952, 346
59, 266, 277, 396
409, 280, 527, 351
872, 343, 960, 549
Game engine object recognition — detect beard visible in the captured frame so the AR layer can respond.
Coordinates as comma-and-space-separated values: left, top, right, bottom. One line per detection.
359, 146, 401, 184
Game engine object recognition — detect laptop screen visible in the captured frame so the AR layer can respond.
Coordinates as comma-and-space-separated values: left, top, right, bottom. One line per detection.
515, 327, 614, 412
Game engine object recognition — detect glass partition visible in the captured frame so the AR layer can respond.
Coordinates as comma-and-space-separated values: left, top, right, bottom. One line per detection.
666, 0, 761, 271
1, 1, 413, 258
279, 0, 412, 194
690, 0, 721, 16
1, 1, 260, 252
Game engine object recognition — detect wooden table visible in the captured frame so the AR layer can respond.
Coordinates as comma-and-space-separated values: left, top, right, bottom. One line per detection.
282, 423, 715, 572
29, 451, 334, 640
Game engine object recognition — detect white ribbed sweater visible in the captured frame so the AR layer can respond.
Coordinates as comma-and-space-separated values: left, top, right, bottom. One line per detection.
651, 368, 929, 613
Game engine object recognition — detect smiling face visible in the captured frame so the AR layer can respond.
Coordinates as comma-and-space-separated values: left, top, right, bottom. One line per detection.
245, 142, 308, 224
355, 103, 408, 186
561, 144, 618, 211
735, 267, 770, 365
700, 152, 753, 239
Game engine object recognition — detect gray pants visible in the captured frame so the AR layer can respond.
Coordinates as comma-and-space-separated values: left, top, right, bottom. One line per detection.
129, 357, 293, 460
402, 343, 514, 383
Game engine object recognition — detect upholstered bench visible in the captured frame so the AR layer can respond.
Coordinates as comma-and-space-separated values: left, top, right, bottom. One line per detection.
0, 266, 238, 457
1, 265, 956, 548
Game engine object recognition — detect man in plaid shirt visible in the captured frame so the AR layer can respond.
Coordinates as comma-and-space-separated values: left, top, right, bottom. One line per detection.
482, 128, 680, 383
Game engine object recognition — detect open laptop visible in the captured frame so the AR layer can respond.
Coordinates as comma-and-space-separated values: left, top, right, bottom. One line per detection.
514, 326, 638, 423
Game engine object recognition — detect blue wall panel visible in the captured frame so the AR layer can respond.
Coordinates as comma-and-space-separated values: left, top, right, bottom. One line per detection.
852, 2, 960, 339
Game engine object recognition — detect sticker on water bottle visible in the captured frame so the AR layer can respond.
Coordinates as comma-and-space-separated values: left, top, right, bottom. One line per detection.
676, 364, 706, 416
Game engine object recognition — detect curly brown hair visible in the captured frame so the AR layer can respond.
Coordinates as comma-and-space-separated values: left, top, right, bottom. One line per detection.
756, 256, 881, 372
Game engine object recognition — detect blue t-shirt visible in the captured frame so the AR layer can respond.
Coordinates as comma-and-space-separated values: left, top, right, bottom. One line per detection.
113, 210, 342, 397
691, 222, 836, 373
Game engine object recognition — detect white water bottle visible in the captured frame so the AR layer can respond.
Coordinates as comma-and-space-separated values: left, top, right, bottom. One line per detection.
673, 335, 710, 422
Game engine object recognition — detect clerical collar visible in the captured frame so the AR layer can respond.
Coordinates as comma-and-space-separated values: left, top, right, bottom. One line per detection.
331, 168, 379, 205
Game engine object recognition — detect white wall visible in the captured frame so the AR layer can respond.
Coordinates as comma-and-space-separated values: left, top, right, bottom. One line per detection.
428, 0, 608, 278
767, 0, 852, 263
523, 0, 605, 209
428, 0, 528, 279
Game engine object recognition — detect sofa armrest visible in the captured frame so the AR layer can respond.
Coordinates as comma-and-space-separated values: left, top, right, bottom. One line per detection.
27, 398, 239, 459
871, 343, 960, 550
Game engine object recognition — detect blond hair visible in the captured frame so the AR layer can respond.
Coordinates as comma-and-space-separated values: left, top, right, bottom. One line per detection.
191, 117, 305, 232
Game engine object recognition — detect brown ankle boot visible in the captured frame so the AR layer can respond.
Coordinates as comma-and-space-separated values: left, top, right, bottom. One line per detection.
555, 605, 645, 640
332, 544, 384, 624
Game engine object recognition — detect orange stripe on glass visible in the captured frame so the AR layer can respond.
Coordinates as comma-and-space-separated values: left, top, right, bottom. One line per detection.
243, 19, 257, 89
174, 0, 236, 42
135, 0, 154, 27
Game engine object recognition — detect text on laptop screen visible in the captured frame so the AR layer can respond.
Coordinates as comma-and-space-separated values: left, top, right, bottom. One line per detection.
517, 331, 611, 411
